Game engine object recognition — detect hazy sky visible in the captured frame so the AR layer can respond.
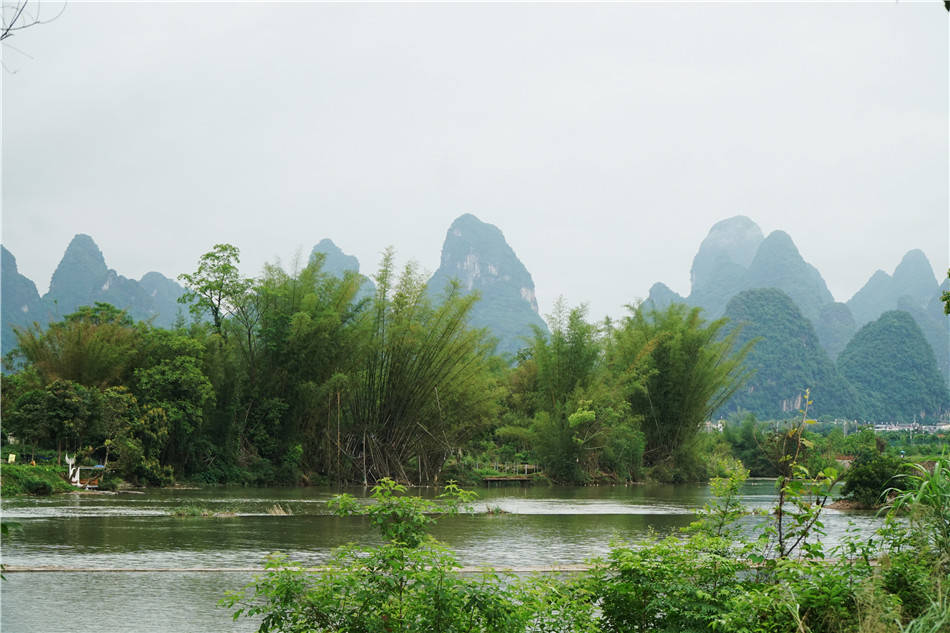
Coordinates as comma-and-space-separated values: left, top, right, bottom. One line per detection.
3, 2, 947, 321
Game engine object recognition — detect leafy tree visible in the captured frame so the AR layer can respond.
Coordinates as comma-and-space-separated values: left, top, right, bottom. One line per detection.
178, 243, 251, 336
842, 448, 910, 508
498, 301, 634, 483
135, 355, 214, 475
344, 250, 499, 483
610, 303, 753, 467
11, 303, 141, 388
7, 379, 98, 463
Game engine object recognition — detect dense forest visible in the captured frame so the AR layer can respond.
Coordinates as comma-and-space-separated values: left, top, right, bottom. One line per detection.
2, 245, 948, 487
1, 244, 756, 486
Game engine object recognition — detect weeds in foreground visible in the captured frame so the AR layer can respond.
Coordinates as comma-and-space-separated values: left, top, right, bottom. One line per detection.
226, 453, 950, 633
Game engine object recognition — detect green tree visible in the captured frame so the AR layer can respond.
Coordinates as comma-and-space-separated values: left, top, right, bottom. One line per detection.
344, 250, 499, 483
11, 303, 141, 388
499, 301, 642, 483
610, 303, 753, 467
178, 243, 251, 337
7, 379, 98, 464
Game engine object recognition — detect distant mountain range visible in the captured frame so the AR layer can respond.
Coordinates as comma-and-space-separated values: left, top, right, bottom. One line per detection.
648, 216, 949, 380
1, 236, 187, 358
2, 214, 548, 361
3, 215, 947, 421
647, 215, 949, 421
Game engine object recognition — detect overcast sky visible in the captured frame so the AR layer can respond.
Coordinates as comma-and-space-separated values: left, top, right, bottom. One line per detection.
3, 2, 947, 321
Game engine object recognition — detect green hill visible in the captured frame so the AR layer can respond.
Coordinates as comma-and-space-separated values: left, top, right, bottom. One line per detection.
837, 310, 949, 422
721, 288, 861, 420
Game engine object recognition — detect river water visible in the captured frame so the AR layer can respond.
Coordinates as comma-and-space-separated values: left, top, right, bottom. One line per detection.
1, 481, 881, 633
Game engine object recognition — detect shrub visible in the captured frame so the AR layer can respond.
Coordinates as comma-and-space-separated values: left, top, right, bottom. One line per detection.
842, 449, 910, 507
24, 477, 53, 496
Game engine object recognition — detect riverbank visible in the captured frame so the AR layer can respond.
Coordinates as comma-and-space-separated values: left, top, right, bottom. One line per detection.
0, 463, 76, 496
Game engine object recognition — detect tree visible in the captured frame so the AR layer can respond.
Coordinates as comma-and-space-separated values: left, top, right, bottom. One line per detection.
344, 250, 498, 483
12, 303, 141, 388
942, 268, 949, 315
135, 355, 215, 475
7, 379, 98, 464
610, 303, 753, 466
501, 300, 611, 482
178, 243, 252, 337
1, 1, 65, 42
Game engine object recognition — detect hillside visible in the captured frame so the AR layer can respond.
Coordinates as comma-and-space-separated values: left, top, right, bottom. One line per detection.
720, 288, 861, 420
837, 310, 949, 422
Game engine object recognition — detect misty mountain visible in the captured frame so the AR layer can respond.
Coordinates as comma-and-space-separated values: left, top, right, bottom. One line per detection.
428, 213, 549, 358
686, 215, 763, 317
644, 282, 685, 312
648, 217, 947, 386
720, 288, 861, 420
847, 250, 938, 326
43, 234, 186, 328
310, 238, 376, 301
814, 302, 857, 361
1, 236, 187, 361
847, 249, 948, 382
1, 246, 50, 358
837, 310, 949, 422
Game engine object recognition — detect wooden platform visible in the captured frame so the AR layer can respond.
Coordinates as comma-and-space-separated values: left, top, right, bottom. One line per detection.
482, 475, 531, 482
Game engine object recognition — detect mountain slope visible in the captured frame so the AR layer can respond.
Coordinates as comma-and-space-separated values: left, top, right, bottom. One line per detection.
837, 310, 949, 422
310, 238, 376, 301
720, 288, 861, 420
428, 214, 548, 358
1, 246, 50, 358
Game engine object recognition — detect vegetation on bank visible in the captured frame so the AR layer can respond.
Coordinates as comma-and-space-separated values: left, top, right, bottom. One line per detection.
225, 448, 950, 633
1, 244, 757, 488
2, 244, 947, 491
0, 462, 75, 496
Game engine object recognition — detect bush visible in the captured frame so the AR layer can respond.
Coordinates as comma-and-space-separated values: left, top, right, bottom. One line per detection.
842, 449, 910, 507
24, 477, 53, 496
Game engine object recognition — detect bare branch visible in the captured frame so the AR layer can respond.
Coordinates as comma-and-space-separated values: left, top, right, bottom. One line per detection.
1, 1, 66, 42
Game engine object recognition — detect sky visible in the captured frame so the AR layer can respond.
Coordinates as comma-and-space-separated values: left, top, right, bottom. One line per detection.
3, 2, 948, 322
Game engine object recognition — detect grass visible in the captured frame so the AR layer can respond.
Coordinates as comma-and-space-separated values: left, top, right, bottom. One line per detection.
168, 504, 239, 518
0, 463, 76, 496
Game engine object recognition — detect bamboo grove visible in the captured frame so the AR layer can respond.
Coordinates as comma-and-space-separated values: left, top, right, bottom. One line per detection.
1, 243, 755, 486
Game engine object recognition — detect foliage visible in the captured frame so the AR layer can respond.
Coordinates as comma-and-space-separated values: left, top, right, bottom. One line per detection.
178, 243, 251, 336
329, 478, 475, 547
842, 448, 911, 508
0, 463, 74, 496
942, 268, 949, 316
757, 392, 840, 560
610, 302, 753, 467
342, 251, 499, 484
887, 456, 950, 565
223, 458, 950, 633
10, 303, 141, 388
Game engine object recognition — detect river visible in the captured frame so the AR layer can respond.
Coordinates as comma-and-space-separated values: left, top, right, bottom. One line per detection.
1, 480, 882, 633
